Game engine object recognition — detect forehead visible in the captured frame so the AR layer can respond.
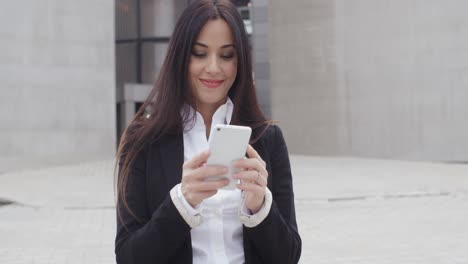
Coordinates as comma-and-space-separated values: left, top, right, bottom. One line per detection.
196, 19, 235, 47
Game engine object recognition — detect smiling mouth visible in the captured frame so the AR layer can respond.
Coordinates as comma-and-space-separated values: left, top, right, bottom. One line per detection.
200, 79, 224, 88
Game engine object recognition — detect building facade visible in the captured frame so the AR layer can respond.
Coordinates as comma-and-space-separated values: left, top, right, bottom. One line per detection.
0, 1, 116, 166
267, 0, 468, 161
117, 0, 468, 162
2, 0, 467, 165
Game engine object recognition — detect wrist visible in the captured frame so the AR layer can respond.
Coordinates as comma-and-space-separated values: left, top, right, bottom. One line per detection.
180, 184, 200, 209
248, 196, 265, 214
181, 185, 197, 207
184, 194, 198, 208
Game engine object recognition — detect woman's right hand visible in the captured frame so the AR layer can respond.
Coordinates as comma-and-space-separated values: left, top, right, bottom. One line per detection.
181, 150, 229, 207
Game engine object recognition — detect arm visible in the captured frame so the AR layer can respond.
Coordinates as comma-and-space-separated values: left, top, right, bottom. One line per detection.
115, 148, 191, 264
244, 125, 302, 264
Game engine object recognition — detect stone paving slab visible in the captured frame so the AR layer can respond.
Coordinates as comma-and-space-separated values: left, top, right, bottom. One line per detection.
297, 195, 468, 263
292, 156, 468, 201
1, 156, 468, 263
0, 160, 115, 208
0, 206, 115, 264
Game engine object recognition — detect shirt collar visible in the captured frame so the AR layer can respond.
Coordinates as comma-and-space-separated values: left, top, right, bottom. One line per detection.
182, 97, 234, 131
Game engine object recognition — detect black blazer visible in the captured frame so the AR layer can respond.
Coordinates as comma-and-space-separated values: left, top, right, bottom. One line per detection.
115, 125, 302, 264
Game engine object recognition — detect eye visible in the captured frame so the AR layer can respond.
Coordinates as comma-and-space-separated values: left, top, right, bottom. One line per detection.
221, 53, 235, 60
191, 51, 206, 58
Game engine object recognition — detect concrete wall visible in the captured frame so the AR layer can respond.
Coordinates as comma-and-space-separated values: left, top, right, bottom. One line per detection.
252, 0, 272, 118
0, 0, 116, 165
269, 0, 468, 161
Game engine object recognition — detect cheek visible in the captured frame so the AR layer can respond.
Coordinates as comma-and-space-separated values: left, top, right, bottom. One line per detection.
189, 61, 203, 79
226, 61, 238, 79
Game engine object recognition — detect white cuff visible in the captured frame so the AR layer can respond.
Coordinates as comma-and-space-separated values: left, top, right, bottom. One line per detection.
177, 184, 201, 216
170, 184, 202, 228
239, 187, 273, 228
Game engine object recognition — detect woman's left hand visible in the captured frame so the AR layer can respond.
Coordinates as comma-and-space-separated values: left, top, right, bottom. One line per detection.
232, 144, 268, 214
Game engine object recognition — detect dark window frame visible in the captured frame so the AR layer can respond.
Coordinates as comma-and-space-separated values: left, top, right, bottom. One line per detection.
115, 0, 171, 84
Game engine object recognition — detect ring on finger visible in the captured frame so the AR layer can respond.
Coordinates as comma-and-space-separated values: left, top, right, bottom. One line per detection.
255, 171, 261, 184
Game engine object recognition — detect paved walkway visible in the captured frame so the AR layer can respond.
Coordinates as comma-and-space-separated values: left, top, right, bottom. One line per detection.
1, 156, 468, 263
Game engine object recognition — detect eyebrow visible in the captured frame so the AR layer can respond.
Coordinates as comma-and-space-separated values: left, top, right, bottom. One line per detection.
194, 42, 235, 49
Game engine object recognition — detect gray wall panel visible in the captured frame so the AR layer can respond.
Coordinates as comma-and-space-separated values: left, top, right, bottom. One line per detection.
0, 0, 116, 164
253, 4, 272, 118
269, 0, 468, 161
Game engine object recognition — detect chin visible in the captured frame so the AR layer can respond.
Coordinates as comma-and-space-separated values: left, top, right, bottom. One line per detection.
198, 94, 227, 106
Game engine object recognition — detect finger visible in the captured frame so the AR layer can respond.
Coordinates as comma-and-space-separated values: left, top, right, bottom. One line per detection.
246, 144, 259, 159
232, 158, 267, 176
233, 170, 258, 181
191, 165, 228, 180
246, 145, 266, 167
183, 150, 210, 169
235, 170, 267, 187
190, 179, 229, 191
232, 158, 259, 169
236, 181, 265, 193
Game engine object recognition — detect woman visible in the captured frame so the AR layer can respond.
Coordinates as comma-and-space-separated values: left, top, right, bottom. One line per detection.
115, 0, 301, 263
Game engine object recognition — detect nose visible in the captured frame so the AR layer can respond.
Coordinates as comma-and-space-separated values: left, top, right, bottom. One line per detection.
206, 55, 221, 74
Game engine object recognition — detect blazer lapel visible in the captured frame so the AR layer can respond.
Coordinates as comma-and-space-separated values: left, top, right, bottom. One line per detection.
159, 133, 184, 189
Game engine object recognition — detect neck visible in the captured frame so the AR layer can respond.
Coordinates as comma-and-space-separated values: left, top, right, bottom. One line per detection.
197, 98, 227, 139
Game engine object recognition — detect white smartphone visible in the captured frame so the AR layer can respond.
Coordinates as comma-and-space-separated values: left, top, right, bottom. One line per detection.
205, 124, 252, 190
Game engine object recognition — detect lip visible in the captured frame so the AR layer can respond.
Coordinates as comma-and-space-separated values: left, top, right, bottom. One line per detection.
200, 79, 224, 89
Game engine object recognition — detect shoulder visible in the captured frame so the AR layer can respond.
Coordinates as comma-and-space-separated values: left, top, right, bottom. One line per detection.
260, 124, 283, 140
257, 124, 287, 149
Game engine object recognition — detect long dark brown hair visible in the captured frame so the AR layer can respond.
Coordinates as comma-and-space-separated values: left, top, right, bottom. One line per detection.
116, 0, 271, 220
